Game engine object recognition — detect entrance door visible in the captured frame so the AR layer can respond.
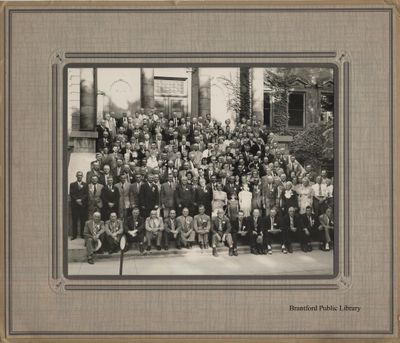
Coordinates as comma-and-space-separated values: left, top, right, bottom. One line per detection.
154, 96, 187, 119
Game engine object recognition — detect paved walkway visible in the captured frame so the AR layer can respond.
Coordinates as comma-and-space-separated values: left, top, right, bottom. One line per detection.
68, 246, 334, 276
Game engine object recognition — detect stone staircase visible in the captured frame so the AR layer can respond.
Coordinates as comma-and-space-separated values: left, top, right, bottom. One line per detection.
68, 238, 324, 263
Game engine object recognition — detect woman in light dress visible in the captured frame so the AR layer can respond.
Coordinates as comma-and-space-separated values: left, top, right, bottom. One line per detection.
297, 177, 314, 214
211, 183, 228, 216
238, 176, 252, 217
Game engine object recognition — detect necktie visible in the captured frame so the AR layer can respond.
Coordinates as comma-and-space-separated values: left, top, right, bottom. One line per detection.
319, 184, 322, 196
93, 184, 96, 194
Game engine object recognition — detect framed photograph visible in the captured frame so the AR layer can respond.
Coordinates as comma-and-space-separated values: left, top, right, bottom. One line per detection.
1, 1, 398, 341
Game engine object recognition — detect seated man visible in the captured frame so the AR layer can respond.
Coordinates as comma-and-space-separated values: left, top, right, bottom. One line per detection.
280, 206, 305, 253
193, 205, 211, 250
176, 207, 195, 249
246, 209, 265, 255
211, 208, 233, 257
145, 209, 164, 251
319, 207, 334, 251
300, 205, 320, 252
104, 212, 124, 254
163, 209, 180, 250
124, 207, 145, 253
264, 207, 286, 254
230, 210, 248, 256
83, 211, 105, 264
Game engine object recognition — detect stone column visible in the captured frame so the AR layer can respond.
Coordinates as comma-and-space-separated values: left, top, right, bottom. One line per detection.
141, 68, 154, 113
198, 68, 211, 116
191, 67, 199, 117
80, 68, 97, 131
240, 67, 251, 119
251, 68, 264, 124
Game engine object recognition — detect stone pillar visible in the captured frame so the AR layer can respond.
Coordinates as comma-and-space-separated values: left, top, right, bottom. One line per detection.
240, 67, 251, 119
191, 67, 199, 117
96, 92, 105, 124
80, 68, 97, 131
198, 68, 211, 116
251, 68, 264, 124
141, 68, 154, 113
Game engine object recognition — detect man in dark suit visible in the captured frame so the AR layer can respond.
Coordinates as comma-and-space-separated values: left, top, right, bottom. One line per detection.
160, 173, 176, 218
163, 209, 180, 250
300, 205, 320, 252
280, 206, 305, 253
175, 176, 194, 216
116, 112, 129, 128
246, 208, 265, 254
194, 178, 212, 215
263, 207, 286, 254
130, 173, 143, 209
124, 207, 146, 253
69, 171, 89, 240
139, 174, 159, 219
100, 176, 120, 222
230, 210, 248, 256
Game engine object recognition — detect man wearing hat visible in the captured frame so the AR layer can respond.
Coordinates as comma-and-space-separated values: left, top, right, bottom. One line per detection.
83, 212, 105, 264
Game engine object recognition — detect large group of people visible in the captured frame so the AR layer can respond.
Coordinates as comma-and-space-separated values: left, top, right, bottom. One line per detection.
69, 108, 335, 265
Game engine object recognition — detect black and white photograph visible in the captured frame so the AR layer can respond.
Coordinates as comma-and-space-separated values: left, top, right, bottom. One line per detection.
66, 66, 336, 276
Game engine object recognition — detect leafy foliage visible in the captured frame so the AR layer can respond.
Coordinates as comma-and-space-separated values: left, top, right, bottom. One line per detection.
289, 121, 334, 168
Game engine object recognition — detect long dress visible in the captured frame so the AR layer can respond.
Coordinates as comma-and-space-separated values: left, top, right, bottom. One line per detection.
238, 189, 252, 217
297, 185, 314, 214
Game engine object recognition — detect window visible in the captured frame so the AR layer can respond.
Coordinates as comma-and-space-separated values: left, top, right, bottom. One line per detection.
321, 92, 334, 122
288, 92, 305, 127
263, 92, 271, 127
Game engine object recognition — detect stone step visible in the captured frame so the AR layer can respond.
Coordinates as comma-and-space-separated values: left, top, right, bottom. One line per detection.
68, 239, 324, 263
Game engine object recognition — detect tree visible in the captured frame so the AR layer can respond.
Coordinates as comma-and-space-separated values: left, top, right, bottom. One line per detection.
289, 121, 334, 170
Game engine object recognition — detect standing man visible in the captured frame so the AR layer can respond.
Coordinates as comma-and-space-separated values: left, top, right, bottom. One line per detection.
160, 173, 176, 218
100, 176, 120, 222
87, 175, 103, 219
175, 176, 194, 215
193, 205, 211, 250
312, 176, 327, 215
115, 174, 133, 220
261, 175, 277, 216
83, 211, 105, 264
69, 171, 88, 240
139, 174, 159, 219
211, 208, 233, 257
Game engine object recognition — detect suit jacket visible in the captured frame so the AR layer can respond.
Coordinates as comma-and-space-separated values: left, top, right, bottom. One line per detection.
194, 186, 212, 209
164, 217, 179, 233
124, 215, 145, 233
69, 181, 88, 208
265, 215, 281, 232
100, 185, 120, 211
280, 214, 302, 231
211, 216, 232, 235
176, 215, 194, 232
104, 219, 124, 236
245, 216, 264, 235
86, 170, 103, 184
175, 184, 194, 207
139, 182, 159, 211
193, 214, 211, 233
83, 219, 105, 239
224, 183, 240, 198
231, 217, 248, 234
115, 182, 133, 210
88, 183, 103, 210
261, 179, 277, 201
301, 213, 320, 231
160, 181, 176, 208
